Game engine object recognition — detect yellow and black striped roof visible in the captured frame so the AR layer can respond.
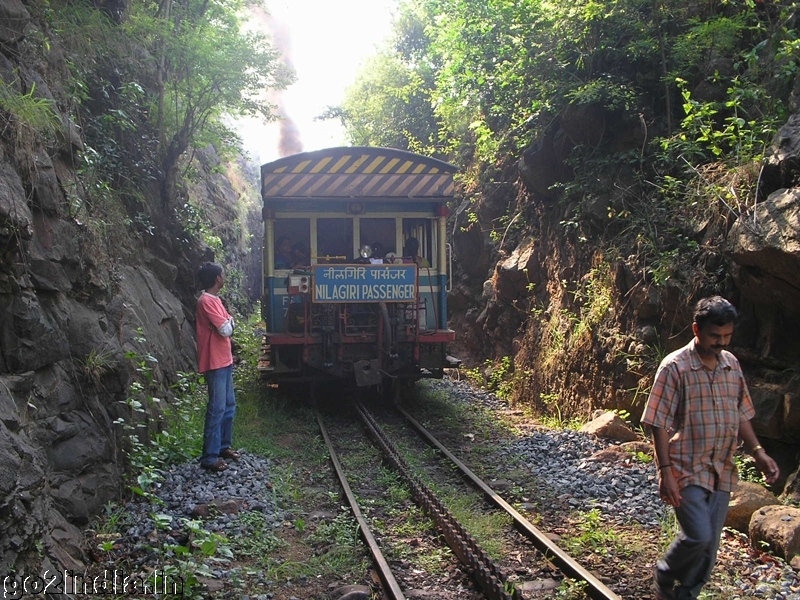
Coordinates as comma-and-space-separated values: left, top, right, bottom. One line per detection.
261, 147, 456, 200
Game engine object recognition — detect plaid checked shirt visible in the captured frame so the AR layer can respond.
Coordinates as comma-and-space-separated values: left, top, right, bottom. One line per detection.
641, 339, 755, 492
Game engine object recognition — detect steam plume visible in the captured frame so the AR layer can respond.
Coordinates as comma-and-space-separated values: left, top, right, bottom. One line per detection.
251, 5, 303, 157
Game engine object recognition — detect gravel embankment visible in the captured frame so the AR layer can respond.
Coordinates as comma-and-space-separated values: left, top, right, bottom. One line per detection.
115, 451, 287, 598
426, 379, 800, 600
123, 452, 283, 537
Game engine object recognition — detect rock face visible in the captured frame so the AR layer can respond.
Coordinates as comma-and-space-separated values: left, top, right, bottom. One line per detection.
0, 250, 197, 571
0, 6, 230, 574
726, 481, 779, 532
749, 505, 800, 562
728, 189, 800, 315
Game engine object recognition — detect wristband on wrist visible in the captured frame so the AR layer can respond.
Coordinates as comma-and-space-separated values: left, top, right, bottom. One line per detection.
750, 445, 764, 455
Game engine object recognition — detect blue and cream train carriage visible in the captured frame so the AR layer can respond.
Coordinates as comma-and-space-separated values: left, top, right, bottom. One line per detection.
259, 146, 459, 392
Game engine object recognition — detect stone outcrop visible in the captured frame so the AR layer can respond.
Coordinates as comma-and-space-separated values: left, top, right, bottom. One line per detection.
493, 237, 539, 302
0, 251, 197, 571
728, 188, 800, 316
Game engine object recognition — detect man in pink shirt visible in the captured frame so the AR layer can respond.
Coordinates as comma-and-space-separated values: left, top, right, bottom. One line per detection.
642, 296, 779, 599
196, 262, 240, 472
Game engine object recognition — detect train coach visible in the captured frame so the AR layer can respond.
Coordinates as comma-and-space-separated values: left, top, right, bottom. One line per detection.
258, 146, 460, 395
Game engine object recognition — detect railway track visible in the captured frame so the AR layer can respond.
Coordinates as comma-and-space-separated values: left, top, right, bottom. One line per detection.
316, 399, 622, 600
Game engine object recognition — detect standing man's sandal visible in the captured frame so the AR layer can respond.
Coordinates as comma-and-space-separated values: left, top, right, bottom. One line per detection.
201, 459, 228, 472
220, 448, 241, 461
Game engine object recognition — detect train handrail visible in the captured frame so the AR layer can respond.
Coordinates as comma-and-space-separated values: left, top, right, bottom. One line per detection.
446, 242, 453, 293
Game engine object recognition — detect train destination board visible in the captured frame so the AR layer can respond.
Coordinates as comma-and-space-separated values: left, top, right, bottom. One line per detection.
312, 265, 417, 303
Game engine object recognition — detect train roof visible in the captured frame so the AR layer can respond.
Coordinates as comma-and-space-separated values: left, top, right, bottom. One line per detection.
261, 146, 457, 201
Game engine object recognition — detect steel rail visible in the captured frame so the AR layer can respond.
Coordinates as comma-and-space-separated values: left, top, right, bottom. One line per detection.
355, 401, 523, 600
395, 404, 622, 600
315, 410, 407, 600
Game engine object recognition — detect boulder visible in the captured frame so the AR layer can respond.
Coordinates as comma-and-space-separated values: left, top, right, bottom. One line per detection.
749, 381, 785, 441
561, 102, 607, 147
494, 238, 538, 301
629, 284, 662, 320
191, 498, 242, 519
146, 253, 178, 288
587, 447, 629, 463
749, 504, 800, 562
481, 278, 495, 301
332, 585, 373, 600
726, 481, 778, 532
579, 411, 639, 443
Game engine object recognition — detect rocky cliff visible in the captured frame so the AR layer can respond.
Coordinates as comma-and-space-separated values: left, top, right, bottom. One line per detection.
0, 0, 258, 573
449, 107, 800, 499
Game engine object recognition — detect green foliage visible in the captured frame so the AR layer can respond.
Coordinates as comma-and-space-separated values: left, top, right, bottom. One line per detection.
78, 348, 115, 387
538, 392, 585, 430
45, 0, 291, 214
662, 77, 780, 163
331, 49, 441, 154
163, 517, 234, 596
555, 578, 589, 600
735, 452, 766, 485
307, 513, 360, 548
561, 508, 622, 556
670, 14, 747, 79
570, 262, 614, 340
113, 330, 205, 498
0, 82, 61, 141
232, 511, 288, 557
464, 356, 515, 400
341, 0, 795, 262
123, 0, 293, 204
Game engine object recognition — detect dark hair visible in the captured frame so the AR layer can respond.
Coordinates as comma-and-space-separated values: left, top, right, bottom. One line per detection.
404, 236, 419, 256
277, 236, 291, 249
198, 262, 222, 290
693, 296, 738, 330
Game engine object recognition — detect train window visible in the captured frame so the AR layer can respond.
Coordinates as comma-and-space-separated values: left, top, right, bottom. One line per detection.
274, 218, 310, 270
359, 218, 396, 260
317, 218, 353, 263
402, 218, 435, 268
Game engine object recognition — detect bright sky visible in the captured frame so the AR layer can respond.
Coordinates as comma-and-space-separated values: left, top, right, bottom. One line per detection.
236, 0, 397, 166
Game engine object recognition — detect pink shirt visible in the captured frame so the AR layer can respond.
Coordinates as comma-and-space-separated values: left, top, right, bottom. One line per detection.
641, 339, 755, 493
196, 292, 233, 373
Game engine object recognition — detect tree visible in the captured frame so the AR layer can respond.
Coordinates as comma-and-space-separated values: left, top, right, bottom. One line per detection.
334, 50, 439, 153
127, 0, 293, 207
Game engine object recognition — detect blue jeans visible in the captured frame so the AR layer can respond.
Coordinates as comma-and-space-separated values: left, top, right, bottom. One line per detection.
656, 485, 730, 600
200, 364, 236, 467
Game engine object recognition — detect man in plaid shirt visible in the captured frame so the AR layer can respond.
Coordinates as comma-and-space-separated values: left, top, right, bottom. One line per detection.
642, 296, 779, 600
